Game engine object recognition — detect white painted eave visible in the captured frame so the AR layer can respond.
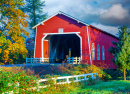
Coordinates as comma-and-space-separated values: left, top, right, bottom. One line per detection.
43, 32, 80, 35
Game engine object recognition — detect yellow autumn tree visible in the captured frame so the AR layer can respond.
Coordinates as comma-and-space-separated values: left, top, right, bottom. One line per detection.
0, 0, 29, 64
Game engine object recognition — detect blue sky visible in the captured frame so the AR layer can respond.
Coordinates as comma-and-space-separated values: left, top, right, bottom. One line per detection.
41, 0, 130, 36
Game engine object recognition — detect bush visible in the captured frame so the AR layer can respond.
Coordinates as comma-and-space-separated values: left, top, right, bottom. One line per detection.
47, 64, 111, 81
0, 64, 106, 94
0, 71, 38, 93
1, 66, 38, 77
103, 69, 122, 80
38, 74, 77, 94
65, 64, 112, 81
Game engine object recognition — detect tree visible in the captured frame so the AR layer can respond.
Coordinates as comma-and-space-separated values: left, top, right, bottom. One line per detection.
21, 0, 47, 58
26, 38, 34, 57
0, 0, 29, 64
109, 25, 130, 80
22, 0, 47, 35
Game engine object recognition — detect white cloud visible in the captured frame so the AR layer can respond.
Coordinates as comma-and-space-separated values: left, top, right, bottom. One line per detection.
99, 4, 130, 26
101, 4, 128, 20
43, 0, 107, 19
41, 0, 130, 36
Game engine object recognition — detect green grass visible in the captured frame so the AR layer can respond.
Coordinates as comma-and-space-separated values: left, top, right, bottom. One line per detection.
69, 80, 130, 94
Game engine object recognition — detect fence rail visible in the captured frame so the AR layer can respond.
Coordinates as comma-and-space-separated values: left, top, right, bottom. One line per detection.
38, 73, 97, 85
26, 58, 49, 63
2, 73, 98, 94
26, 57, 81, 64
68, 57, 81, 64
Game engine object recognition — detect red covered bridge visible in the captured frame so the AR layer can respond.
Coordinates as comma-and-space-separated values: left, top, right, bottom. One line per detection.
32, 11, 118, 69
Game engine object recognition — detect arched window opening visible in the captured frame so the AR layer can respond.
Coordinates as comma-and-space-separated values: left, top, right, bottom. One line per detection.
92, 43, 95, 60
97, 44, 100, 60
102, 46, 105, 60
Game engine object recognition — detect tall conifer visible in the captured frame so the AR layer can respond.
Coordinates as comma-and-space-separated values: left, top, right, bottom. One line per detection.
109, 25, 130, 80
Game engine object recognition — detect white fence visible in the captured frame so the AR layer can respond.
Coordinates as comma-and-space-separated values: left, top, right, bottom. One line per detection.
2, 73, 98, 94
38, 73, 97, 85
26, 58, 49, 63
68, 57, 81, 64
26, 57, 81, 64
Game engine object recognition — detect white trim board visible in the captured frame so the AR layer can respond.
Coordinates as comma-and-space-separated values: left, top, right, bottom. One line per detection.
41, 35, 48, 59
86, 26, 92, 65
43, 32, 80, 35
34, 27, 37, 58
76, 33, 82, 60
41, 33, 82, 60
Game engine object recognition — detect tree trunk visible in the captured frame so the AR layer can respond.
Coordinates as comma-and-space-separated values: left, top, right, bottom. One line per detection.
124, 69, 126, 80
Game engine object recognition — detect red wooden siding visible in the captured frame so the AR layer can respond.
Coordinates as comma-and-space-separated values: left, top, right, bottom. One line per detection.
89, 26, 118, 69
34, 13, 119, 69
34, 14, 91, 64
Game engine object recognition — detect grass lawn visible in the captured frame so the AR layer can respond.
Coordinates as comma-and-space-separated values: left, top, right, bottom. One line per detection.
69, 80, 130, 94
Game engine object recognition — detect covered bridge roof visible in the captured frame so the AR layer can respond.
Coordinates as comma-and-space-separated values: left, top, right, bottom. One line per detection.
32, 11, 119, 39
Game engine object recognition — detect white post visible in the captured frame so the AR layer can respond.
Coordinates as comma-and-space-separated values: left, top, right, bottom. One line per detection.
40, 58, 41, 63
31, 57, 32, 63
26, 58, 27, 64
78, 57, 81, 64
37, 81, 39, 90
72, 57, 74, 63
86, 26, 92, 65
68, 57, 70, 64
75, 57, 77, 64
36, 58, 37, 63
84, 74, 86, 80
91, 74, 93, 79
67, 78, 69, 83
54, 78, 56, 84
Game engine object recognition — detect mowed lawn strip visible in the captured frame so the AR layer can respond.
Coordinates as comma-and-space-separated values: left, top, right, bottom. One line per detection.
69, 80, 130, 94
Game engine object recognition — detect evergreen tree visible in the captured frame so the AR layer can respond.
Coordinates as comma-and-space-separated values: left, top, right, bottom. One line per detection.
22, 0, 47, 35
22, 0, 47, 58
109, 25, 130, 80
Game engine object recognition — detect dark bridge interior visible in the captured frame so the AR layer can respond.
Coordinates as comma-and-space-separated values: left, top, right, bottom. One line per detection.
47, 34, 80, 63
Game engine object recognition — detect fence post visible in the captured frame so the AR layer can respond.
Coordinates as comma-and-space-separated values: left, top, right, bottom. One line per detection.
40, 58, 41, 63
76, 76, 78, 82
54, 78, 56, 84
68, 57, 70, 64
34, 58, 36, 63
66, 77, 69, 83
37, 81, 39, 90
78, 57, 81, 64
26, 58, 27, 64
91, 74, 93, 79
84, 74, 86, 80
72, 57, 73, 63
31, 57, 32, 63
75, 57, 77, 64
77, 57, 78, 64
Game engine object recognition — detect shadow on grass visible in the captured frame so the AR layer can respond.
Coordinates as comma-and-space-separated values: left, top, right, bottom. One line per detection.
73, 80, 130, 94
116, 76, 130, 80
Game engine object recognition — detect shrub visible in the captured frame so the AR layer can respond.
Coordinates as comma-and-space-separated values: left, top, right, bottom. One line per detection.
0, 71, 38, 93
1, 65, 106, 94
38, 74, 77, 94
64, 64, 112, 81
1, 66, 36, 77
